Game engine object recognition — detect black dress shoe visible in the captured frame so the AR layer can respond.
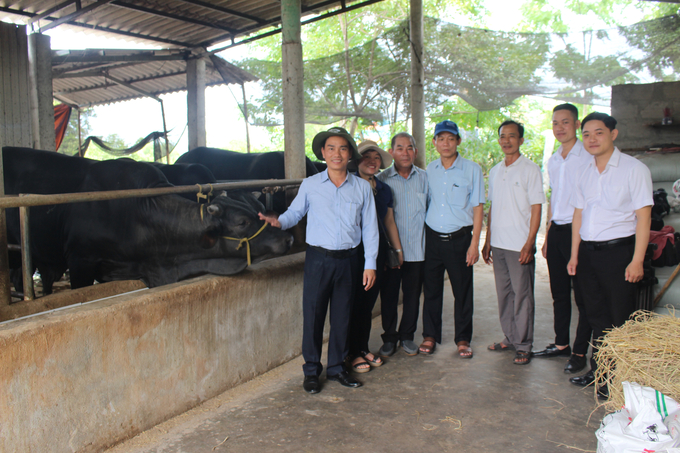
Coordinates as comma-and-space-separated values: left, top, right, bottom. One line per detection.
532, 344, 572, 358
303, 375, 321, 394
597, 384, 609, 400
569, 370, 595, 387
564, 354, 587, 374
327, 370, 362, 388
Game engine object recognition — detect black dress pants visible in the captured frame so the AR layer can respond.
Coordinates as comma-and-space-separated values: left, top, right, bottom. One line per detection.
302, 246, 359, 377
545, 222, 592, 355
422, 226, 474, 344
575, 240, 637, 372
348, 241, 386, 356
379, 261, 424, 344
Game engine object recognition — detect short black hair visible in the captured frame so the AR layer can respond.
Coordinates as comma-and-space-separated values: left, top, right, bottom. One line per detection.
553, 103, 579, 121
390, 132, 417, 150
581, 112, 617, 131
498, 120, 524, 138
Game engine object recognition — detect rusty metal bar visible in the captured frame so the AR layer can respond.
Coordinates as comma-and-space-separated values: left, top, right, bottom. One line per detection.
0, 179, 304, 209
19, 204, 34, 301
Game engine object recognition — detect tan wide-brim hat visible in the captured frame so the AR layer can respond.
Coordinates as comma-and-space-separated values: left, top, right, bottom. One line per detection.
312, 127, 361, 161
357, 140, 393, 169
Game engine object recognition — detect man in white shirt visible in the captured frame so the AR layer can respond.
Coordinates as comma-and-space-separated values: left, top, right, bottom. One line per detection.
483, 120, 545, 365
533, 104, 593, 375
567, 112, 652, 398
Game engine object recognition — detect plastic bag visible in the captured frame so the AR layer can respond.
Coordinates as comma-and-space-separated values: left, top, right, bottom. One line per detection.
596, 382, 680, 453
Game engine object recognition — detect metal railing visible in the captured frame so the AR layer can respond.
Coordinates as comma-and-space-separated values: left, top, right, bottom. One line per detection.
0, 179, 303, 306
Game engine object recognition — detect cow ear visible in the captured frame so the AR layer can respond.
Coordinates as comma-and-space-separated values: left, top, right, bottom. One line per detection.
206, 204, 222, 217
199, 228, 219, 248
251, 191, 262, 199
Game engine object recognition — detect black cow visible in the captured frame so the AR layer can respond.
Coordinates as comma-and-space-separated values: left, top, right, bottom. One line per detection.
3, 147, 293, 293
176, 147, 321, 181
149, 162, 217, 203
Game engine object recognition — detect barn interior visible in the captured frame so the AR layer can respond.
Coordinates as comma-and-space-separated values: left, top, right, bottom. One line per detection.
1, 0, 680, 452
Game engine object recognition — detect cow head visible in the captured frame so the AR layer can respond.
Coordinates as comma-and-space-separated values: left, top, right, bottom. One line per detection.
200, 192, 293, 264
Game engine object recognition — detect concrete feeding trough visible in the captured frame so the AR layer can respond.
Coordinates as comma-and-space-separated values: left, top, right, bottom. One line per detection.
0, 253, 305, 453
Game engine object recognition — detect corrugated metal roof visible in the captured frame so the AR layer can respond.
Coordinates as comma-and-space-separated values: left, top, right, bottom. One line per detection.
0, 0, 385, 49
1, 0, 385, 107
51, 48, 258, 107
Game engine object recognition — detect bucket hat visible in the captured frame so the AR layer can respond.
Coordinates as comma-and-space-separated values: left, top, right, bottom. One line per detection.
312, 127, 361, 161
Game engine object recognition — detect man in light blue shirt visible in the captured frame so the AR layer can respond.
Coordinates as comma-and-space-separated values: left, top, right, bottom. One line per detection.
375, 132, 429, 357
421, 120, 485, 358
259, 127, 378, 394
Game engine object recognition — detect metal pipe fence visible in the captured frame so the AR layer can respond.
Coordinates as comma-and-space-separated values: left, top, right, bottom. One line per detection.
0, 179, 303, 306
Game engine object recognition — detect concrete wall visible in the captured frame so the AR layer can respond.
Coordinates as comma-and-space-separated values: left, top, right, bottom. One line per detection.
0, 253, 305, 453
611, 82, 680, 151
0, 23, 33, 148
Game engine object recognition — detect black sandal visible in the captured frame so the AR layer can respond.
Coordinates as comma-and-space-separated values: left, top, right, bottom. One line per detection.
350, 357, 371, 373
513, 350, 531, 365
360, 351, 383, 367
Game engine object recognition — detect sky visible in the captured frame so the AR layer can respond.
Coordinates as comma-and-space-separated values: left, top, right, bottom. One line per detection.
10, 0, 652, 157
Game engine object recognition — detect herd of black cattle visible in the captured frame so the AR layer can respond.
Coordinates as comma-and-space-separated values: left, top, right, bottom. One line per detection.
3, 146, 326, 296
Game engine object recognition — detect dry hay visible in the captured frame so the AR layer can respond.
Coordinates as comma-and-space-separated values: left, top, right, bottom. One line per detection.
595, 309, 680, 412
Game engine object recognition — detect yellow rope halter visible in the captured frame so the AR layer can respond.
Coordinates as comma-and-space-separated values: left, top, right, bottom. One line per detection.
195, 183, 214, 204
222, 222, 269, 266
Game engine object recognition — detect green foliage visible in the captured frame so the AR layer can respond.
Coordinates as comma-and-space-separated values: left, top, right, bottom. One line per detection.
424, 18, 551, 110
620, 15, 680, 81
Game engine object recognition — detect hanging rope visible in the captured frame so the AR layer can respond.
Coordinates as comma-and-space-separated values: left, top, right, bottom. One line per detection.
77, 131, 167, 157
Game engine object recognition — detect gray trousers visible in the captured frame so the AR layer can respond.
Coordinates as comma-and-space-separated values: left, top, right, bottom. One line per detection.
491, 247, 535, 352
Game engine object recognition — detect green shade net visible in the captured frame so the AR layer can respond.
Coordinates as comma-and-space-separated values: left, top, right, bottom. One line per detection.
238, 14, 680, 125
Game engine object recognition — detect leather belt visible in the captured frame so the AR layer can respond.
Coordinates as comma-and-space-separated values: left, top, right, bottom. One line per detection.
582, 235, 635, 251
309, 245, 358, 259
550, 221, 572, 232
427, 225, 472, 241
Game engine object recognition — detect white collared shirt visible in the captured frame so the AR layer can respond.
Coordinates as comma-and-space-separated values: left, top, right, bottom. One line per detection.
570, 147, 653, 242
488, 155, 546, 252
547, 139, 591, 225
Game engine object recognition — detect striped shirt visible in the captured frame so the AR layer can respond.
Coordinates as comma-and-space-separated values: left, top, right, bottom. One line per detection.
377, 165, 428, 262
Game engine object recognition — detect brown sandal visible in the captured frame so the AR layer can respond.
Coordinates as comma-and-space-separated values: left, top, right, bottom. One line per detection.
419, 337, 436, 355
457, 341, 473, 359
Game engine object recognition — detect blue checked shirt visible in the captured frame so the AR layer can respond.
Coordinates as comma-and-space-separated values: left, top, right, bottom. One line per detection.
425, 155, 485, 233
376, 165, 428, 262
278, 170, 379, 270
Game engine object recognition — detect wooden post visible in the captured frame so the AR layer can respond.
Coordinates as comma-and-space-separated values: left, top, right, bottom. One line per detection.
160, 99, 171, 164
410, 0, 426, 169
19, 203, 34, 301
241, 83, 251, 154
281, 0, 306, 181
28, 33, 56, 151
77, 108, 83, 156
186, 58, 207, 151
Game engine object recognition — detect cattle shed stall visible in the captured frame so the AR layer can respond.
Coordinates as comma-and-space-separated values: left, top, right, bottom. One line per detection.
0, 253, 308, 453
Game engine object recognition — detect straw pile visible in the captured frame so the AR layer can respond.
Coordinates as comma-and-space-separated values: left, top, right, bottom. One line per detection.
595, 309, 680, 412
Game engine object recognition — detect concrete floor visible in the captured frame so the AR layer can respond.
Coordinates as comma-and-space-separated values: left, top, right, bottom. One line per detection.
106, 244, 606, 453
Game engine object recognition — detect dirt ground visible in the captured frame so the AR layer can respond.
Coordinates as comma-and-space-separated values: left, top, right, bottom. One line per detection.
106, 234, 607, 453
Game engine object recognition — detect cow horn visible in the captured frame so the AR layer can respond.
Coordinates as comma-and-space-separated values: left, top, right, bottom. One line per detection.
207, 204, 221, 216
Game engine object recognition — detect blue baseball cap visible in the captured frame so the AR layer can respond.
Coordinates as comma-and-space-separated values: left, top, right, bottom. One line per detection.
434, 120, 460, 137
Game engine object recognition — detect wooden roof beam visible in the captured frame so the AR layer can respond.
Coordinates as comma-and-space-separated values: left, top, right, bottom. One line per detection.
0, 6, 193, 47
176, 0, 266, 25
111, 1, 240, 34
39, 0, 115, 33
